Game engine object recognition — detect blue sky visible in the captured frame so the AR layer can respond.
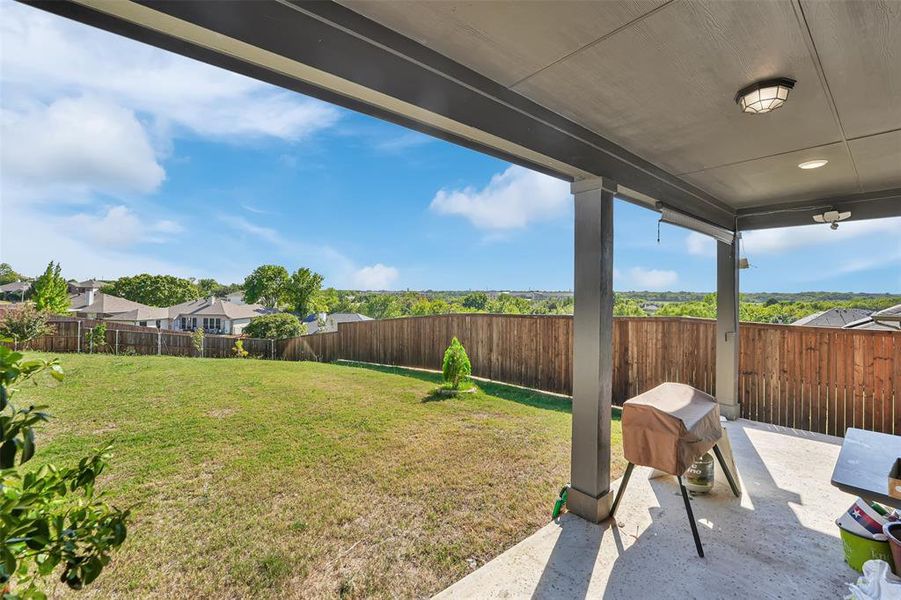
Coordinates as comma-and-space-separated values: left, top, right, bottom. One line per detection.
1, 3, 898, 292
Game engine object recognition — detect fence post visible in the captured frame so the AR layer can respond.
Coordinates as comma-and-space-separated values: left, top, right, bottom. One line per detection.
76, 321, 81, 353
271, 339, 275, 360
115, 329, 119, 355
158, 329, 162, 355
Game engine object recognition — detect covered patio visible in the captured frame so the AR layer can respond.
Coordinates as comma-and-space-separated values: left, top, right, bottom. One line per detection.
437, 418, 855, 598
21, 0, 900, 596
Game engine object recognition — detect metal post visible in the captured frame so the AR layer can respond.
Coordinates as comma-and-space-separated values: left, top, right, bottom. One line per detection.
566, 176, 616, 523
76, 321, 81, 353
157, 329, 162, 355
115, 329, 119, 355
271, 339, 275, 360
716, 238, 740, 420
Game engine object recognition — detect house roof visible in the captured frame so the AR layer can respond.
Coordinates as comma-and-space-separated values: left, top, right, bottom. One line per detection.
69, 292, 153, 315
328, 313, 373, 323
0, 281, 30, 293
168, 298, 274, 320
109, 306, 169, 322
73, 279, 105, 289
843, 304, 901, 331
791, 308, 873, 328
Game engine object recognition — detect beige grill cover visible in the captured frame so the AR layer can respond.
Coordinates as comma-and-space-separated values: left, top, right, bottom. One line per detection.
622, 382, 722, 476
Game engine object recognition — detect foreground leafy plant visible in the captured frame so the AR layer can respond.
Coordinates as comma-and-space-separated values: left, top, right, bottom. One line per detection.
232, 339, 249, 359
441, 337, 471, 390
0, 345, 130, 598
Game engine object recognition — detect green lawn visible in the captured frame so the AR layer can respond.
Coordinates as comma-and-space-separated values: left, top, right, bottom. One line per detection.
17, 353, 624, 599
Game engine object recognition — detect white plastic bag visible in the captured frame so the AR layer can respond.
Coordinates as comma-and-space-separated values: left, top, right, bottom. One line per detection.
848, 560, 901, 600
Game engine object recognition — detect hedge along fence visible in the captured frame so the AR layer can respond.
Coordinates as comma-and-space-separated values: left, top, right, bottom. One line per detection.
278, 314, 900, 436
8, 318, 277, 359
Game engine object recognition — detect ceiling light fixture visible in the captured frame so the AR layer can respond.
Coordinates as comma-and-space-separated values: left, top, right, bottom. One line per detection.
813, 210, 851, 230
735, 78, 796, 114
798, 159, 828, 169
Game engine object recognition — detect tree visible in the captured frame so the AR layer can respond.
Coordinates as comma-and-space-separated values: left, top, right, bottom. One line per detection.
243, 265, 290, 308
0, 347, 130, 595
0, 263, 23, 286
442, 337, 472, 390
32, 262, 69, 314
243, 313, 305, 339
191, 328, 204, 357
0, 306, 55, 350
103, 274, 200, 307
462, 292, 489, 310
195, 278, 221, 297
614, 298, 648, 317
286, 268, 324, 315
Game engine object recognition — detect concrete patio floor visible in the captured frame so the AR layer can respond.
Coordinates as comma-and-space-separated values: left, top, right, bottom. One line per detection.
437, 419, 859, 599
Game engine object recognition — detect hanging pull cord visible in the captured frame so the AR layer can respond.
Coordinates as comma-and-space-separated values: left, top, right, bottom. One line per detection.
657, 219, 661, 244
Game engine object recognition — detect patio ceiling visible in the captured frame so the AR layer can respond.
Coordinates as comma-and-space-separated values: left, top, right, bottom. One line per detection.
24, 0, 901, 230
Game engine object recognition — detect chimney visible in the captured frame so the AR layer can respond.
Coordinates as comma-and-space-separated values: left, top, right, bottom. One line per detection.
209, 296, 216, 305
86, 289, 95, 306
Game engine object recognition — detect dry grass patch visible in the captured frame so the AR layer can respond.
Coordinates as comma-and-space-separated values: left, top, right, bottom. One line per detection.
19, 353, 624, 599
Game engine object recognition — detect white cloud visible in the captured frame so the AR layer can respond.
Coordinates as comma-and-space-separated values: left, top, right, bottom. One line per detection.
1, 96, 165, 202
741, 218, 901, 255
430, 165, 570, 230
686, 232, 716, 257
1, 203, 190, 280
351, 264, 399, 290
66, 205, 183, 248
625, 267, 678, 290
0, 3, 341, 142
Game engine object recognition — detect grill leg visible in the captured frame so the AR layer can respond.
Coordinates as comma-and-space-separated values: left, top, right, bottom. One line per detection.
609, 462, 634, 519
712, 444, 741, 498
678, 476, 704, 558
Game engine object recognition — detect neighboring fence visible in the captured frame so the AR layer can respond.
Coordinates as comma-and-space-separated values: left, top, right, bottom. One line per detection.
279, 314, 899, 436
13, 318, 276, 359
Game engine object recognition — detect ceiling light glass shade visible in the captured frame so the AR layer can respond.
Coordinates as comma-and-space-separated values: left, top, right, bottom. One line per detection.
735, 78, 796, 114
798, 159, 828, 169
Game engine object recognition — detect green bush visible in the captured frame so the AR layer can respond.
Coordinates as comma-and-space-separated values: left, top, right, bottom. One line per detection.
0, 306, 54, 350
442, 337, 472, 390
191, 328, 204, 357
243, 314, 305, 340
232, 339, 249, 358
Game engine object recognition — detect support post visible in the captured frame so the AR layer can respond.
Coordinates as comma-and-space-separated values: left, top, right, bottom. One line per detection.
716, 238, 740, 420
157, 329, 162, 355
567, 177, 616, 523
115, 329, 119, 355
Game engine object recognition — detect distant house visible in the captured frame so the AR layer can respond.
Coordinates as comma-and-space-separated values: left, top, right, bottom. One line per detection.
0, 281, 30, 302
225, 291, 246, 305
168, 297, 274, 334
70, 291, 167, 328
791, 308, 873, 328
843, 304, 901, 332
306, 312, 372, 334
68, 279, 106, 295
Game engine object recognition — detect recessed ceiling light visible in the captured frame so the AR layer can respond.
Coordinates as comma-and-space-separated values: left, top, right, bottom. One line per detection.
798, 159, 828, 169
735, 78, 796, 114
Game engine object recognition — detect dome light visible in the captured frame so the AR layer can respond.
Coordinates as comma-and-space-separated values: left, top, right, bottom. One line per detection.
798, 159, 828, 170
735, 78, 796, 114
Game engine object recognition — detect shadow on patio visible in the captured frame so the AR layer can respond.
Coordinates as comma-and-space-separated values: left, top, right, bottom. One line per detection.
436, 419, 857, 599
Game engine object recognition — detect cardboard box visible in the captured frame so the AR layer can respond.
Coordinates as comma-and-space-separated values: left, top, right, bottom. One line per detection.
889, 458, 901, 499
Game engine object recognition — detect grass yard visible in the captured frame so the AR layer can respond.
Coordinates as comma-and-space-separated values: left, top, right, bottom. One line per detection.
17, 353, 625, 599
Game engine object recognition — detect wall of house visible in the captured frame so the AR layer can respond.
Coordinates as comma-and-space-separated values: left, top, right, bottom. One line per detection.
231, 317, 252, 334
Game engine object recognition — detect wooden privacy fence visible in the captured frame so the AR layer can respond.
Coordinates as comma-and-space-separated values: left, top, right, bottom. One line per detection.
279, 314, 899, 436
15, 318, 276, 359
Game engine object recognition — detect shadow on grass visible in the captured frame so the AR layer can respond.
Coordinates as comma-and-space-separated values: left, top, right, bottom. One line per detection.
334, 361, 622, 423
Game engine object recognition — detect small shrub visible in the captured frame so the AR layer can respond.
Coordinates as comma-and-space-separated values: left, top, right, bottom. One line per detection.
85, 322, 108, 353
0, 305, 54, 350
442, 337, 472, 390
191, 328, 205, 357
243, 313, 305, 340
232, 339, 249, 358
